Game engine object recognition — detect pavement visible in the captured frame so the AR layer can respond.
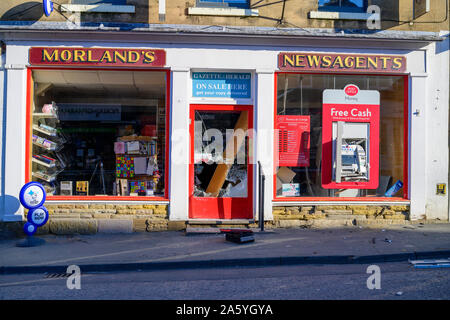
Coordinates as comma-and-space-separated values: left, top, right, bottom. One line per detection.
1, 224, 450, 275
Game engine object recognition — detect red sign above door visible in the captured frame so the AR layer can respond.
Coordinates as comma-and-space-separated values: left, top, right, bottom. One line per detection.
29, 47, 166, 68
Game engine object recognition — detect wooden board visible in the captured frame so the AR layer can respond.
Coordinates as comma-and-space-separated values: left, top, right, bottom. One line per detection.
206, 111, 248, 197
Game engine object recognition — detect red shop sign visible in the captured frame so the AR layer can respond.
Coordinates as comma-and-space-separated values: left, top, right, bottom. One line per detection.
29, 47, 166, 68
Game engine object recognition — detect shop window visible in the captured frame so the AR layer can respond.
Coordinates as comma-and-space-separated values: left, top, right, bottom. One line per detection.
275, 73, 406, 199
196, 0, 250, 8
318, 0, 367, 12
29, 69, 167, 198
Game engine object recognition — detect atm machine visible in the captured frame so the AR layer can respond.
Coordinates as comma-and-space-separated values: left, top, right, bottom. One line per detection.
322, 85, 380, 194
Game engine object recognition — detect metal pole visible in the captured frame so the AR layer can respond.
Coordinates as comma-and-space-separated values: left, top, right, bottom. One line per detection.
261, 172, 265, 232
258, 161, 264, 232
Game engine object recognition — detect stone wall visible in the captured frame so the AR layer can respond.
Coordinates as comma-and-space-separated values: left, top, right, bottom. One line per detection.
3, 202, 449, 238
270, 204, 411, 228
0, 1, 448, 32
23, 203, 185, 235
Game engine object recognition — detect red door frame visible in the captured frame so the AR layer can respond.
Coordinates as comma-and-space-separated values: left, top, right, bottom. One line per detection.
273, 72, 410, 202
189, 104, 254, 220
25, 66, 171, 201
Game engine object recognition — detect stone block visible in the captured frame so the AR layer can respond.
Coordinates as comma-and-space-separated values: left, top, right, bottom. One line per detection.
49, 219, 97, 235
286, 208, 301, 215
311, 219, 354, 228
89, 204, 106, 209
154, 208, 168, 216
135, 209, 154, 215
389, 205, 409, 211
69, 209, 92, 214
52, 209, 70, 214
352, 209, 370, 215
56, 204, 76, 209
325, 214, 355, 219
93, 209, 117, 214
310, 212, 326, 219
98, 219, 133, 233
276, 214, 306, 220
133, 218, 148, 232
323, 210, 353, 215
93, 213, 112, 219
168, 221, 187, 231
315, 205, 348, 211
50, 214, 80, 219
116, 209, 136, 215
146, 219, 169, 231
143, 205, 157, 209
127, 204, 144, 209
74, 204, 89, 209
384, 214, 406, 220
277, 219, 311, 228
80, 213, 93, 219
111, 214, 134, 220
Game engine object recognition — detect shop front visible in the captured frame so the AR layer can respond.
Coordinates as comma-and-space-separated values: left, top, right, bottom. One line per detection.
0, 30, 448, 228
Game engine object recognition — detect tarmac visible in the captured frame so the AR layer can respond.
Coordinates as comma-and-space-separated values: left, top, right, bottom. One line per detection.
1, 223, 450, 275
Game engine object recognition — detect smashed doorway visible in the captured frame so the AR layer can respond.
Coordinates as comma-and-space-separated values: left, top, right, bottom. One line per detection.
189, 105, 253, 220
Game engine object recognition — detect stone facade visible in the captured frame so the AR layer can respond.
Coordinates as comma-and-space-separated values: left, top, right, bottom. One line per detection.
270, 204, 412, 228
22, 203, 179, 235
4, 203, 449, 237
0, 1, 447, 32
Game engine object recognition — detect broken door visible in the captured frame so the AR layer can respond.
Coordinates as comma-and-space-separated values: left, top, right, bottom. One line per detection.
189, 105, 253, 219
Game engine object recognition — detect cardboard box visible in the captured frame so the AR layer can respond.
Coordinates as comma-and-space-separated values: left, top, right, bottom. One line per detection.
277, 167, 296, 183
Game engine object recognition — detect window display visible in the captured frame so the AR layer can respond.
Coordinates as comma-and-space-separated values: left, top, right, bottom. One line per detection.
29, 69, 168, 198
275, 73, 406, 198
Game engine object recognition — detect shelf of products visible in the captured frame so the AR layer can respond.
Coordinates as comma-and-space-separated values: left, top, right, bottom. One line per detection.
31, 102, 65, 194
114, 134, 161, 196
32, 124, 58, 137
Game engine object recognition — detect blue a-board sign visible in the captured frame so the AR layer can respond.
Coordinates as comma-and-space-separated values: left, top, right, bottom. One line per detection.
27, 206, 49, 227
19, 182, 46, 210
192, 72, 251, 99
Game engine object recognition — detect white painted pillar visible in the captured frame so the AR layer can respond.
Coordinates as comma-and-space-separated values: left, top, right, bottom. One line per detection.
255, 69, 274, 221
409, 74, 428, 220
1, 66, 27, 222
168, 68, 190, 221
0, 54, 5, 218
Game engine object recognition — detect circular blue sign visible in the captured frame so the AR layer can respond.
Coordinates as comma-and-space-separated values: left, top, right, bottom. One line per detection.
19, 182, 46, 210
27, 206, 49, 227
23, 222, 37, 236
43, 0, 54, 17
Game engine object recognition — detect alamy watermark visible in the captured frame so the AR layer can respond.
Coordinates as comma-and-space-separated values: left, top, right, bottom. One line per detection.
66, 265, 81, 290
366, 265, 381, 290
367, 5, 381, 30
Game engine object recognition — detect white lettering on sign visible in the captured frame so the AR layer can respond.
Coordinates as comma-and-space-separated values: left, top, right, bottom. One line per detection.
331, 108, 372, 118
351, 108, 371, 117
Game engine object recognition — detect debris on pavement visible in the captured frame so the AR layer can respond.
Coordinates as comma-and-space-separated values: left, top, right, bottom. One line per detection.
221, 229, 255, 244
409, 258, 450, 269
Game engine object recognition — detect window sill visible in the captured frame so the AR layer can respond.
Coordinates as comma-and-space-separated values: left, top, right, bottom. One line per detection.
188, 7, 259, 17
309, 11, 376, 21
61, 4, 135, 14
